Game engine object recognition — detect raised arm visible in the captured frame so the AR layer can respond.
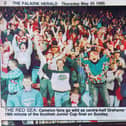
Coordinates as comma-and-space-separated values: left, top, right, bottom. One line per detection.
34, 36, 46, 63
12, 35, 20, 53
6, 41, 13, 56
87, 30, 91, 43
62, 21, 67, 42
40, 25, 46, 36
27, 22, 34, 38
27, 38, 33, 54
51, 26, 60, 40
1, 69, 23, 80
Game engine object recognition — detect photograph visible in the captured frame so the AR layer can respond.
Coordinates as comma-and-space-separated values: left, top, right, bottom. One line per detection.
1, 6, 126, 108
0, 0, 126, 125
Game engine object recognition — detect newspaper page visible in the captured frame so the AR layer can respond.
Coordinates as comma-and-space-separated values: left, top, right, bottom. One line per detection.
0, 0, 126, 126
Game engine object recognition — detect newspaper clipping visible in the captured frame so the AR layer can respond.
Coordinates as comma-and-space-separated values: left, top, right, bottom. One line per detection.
0, 0, 126, 125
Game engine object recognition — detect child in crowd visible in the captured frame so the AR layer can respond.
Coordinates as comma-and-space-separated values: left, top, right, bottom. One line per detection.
62, 87, 87, 107
16, 75, 43, 107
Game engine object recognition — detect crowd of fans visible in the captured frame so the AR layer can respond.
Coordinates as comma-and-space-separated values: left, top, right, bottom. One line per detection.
0, 7, 126, 107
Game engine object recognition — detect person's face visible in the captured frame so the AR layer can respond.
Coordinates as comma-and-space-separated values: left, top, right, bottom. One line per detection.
46, 16, 49, 22
75, 20, 79, 25
71, 33, 76, 39
23, 78, 32, 90
66, 21, 70, 26
58, 32, 62, 37
19, 31, 24, 37
29, 19, 34, 24
20, 44, 26, 52
70, 93, 79, 104
75, 47, 80, 52
8, 61, 15, 70
109, 36, 112, 40
89, 51, 100, 63
71, 52, 75, 59
116, 29, 120, 33
51, 47, 59, 54
3, 43, 9, 50
39, 43, 46, 52
63, 41, 67, 46
57, 60, 64, 69
120, 45, 124, 51
34, 30, 39, 36
0, 46, 4, 52
114, 53, 120, 59
11, 24, 16, 30
35, 18, 38, 22
83, 37, 87, 41
110, 63, 116, 71
46, 53, 53, 60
